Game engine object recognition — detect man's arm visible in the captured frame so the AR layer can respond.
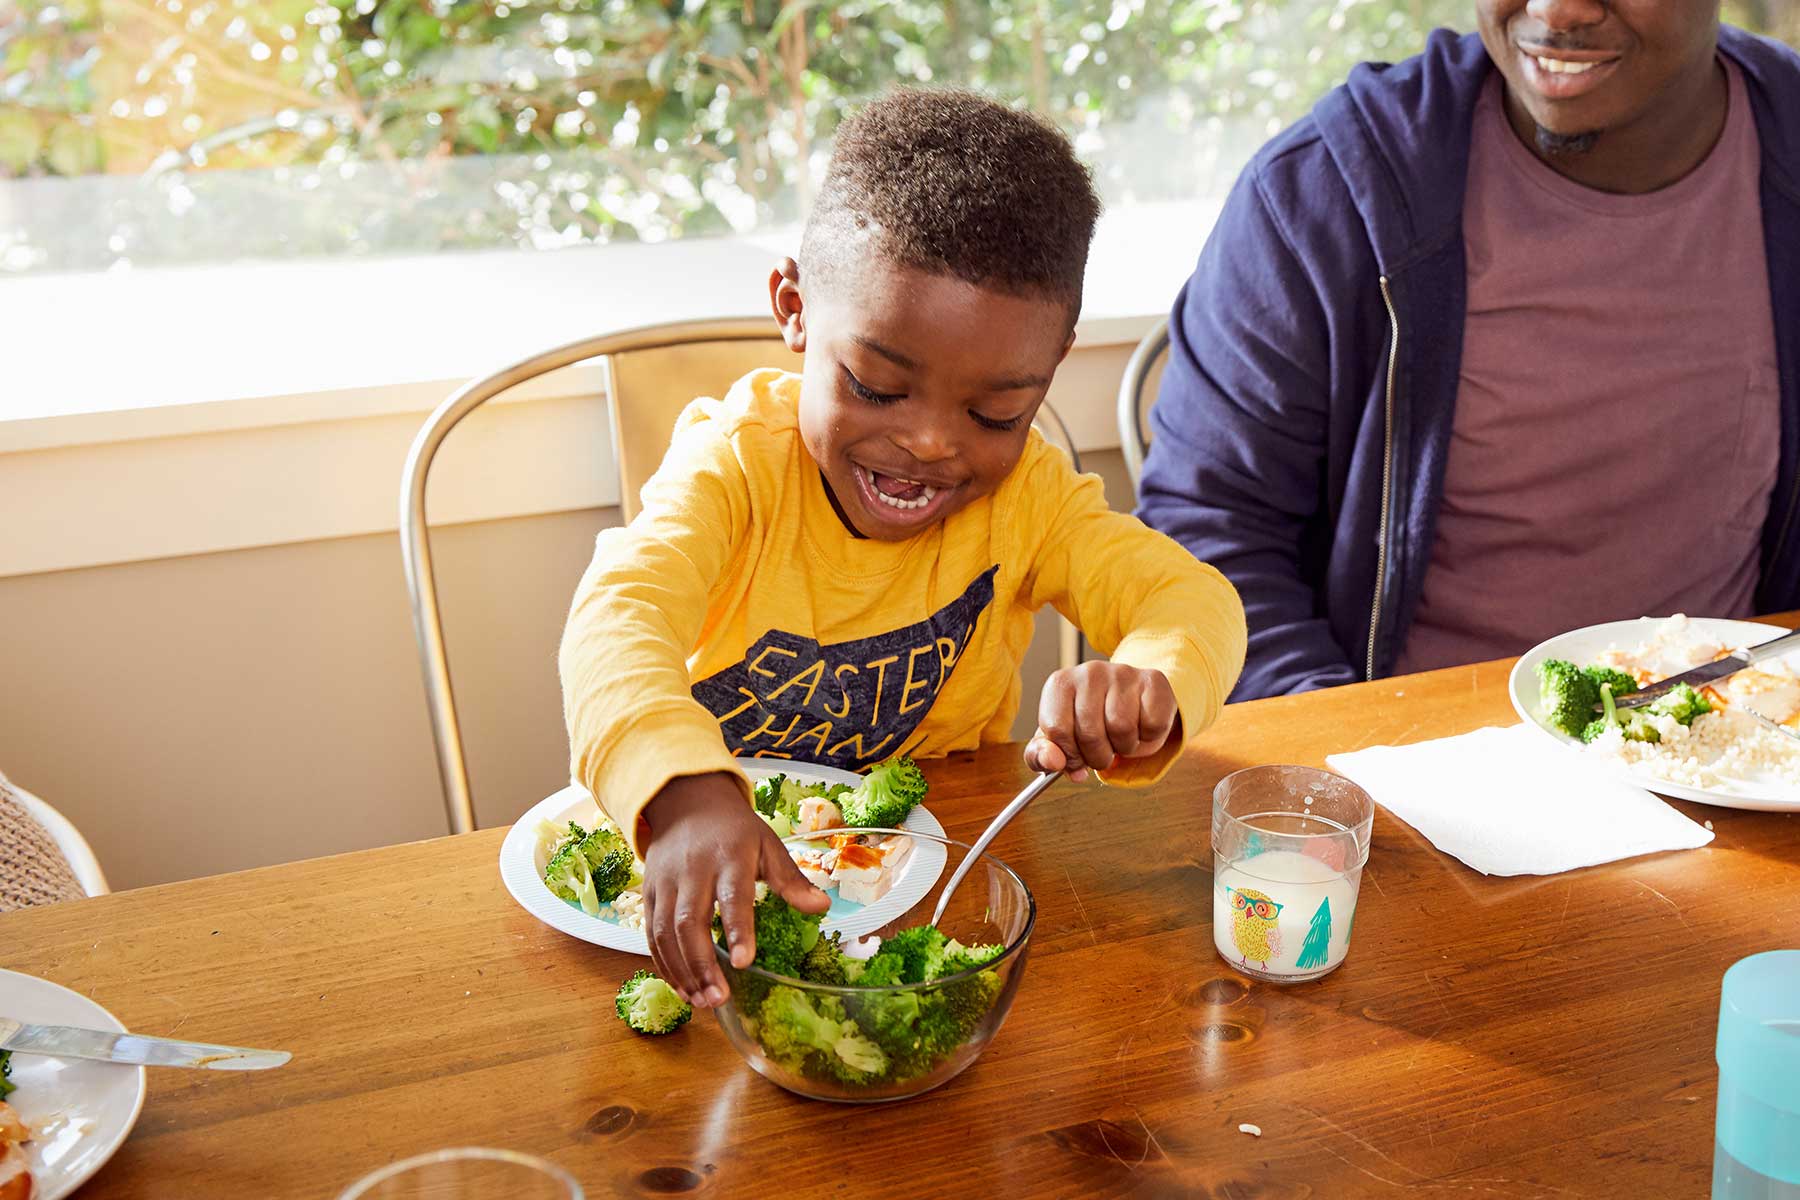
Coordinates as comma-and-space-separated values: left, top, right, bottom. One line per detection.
1135, 165, 1360, 700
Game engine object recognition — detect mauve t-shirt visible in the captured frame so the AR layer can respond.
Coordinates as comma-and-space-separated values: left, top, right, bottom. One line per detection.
1394, 60, 1779, 675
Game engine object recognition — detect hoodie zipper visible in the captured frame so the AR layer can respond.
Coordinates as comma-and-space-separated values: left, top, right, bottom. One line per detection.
1366, 275, 1400, 681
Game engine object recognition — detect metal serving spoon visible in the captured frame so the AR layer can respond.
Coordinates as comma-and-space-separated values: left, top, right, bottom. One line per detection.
928, 771, 1060, 926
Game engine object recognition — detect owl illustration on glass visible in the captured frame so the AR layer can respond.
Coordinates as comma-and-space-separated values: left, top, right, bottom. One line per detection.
1225, 886, 1284, 970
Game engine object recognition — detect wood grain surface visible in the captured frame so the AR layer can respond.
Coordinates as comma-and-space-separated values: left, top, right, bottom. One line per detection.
4, 643, 1798, 1198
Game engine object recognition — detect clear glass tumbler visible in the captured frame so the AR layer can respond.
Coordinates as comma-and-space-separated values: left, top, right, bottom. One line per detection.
339, 1148, 584, 1200
1211, 765, 1374, 984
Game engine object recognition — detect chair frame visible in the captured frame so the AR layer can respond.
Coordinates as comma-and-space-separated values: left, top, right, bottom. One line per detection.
1117, 316, 1169, 491
401, 317, 1085, 836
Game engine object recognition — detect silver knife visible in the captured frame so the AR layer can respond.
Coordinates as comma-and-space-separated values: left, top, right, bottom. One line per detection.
1, 1017, 291, 1071
1614, 628, 1800, 709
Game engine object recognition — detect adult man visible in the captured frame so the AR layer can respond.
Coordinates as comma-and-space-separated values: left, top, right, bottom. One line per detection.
1139, 1, 1800, 699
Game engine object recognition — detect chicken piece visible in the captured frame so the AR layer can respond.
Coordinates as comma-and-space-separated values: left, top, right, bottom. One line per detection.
0, 1142, 29, 1200
0, 1103, 25, 1146
796, 795, 844, 835
1725, 666, 1800, 723
830, 841, 891, 904
789, 847, 836, 892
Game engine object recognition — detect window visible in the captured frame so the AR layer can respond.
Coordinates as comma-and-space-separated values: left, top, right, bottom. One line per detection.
2, 0, 1797, 275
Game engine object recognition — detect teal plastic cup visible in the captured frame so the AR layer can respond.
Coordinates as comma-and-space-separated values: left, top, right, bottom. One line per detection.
1714, 950, 1800, 1198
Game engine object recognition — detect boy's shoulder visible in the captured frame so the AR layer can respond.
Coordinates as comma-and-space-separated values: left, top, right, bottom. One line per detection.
674, 367, 804, 447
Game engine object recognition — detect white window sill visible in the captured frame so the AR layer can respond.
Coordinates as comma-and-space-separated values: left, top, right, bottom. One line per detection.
0, 199, 1215, 577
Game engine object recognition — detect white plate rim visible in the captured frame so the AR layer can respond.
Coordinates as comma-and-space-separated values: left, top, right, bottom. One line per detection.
1508, 615, 1800, 812
0, 967, 148, 1200
499, 760, 948, 955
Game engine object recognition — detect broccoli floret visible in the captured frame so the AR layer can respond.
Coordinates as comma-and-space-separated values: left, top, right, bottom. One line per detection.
758, 985, 845, 1061
934, 940, 1006, 978
718, 890, 825, 979
576, 828, 637, 905
0, 1049, 13, 1100
1537, 659, 1600, 739
841, 756, 928, 828
842, 951, 923, 1053
799, 931, 851, 986
751, 774, 784, 818
883, 925, 949, 984
615, 969, 692, 1035
1581, 665, 1639, 698
544, 839, 600, 915
826, 1024, 890, 1083
1648, 682, 1713, 726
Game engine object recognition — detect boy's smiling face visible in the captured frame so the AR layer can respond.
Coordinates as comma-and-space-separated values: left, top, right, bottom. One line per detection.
771, 253, 1075, 541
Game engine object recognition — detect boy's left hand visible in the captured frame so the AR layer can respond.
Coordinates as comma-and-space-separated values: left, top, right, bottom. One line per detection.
1026, 662, 1179, 782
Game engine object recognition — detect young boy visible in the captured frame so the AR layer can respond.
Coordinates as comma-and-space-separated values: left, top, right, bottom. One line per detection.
560, 88, 1246, 1008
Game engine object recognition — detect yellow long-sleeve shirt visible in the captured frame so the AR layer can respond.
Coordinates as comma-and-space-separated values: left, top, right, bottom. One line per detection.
560, 369, 1246, 851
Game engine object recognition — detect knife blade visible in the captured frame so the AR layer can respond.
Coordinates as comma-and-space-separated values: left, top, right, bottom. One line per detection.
1613, 628, 1800, 710
0, 1017, 291, 1071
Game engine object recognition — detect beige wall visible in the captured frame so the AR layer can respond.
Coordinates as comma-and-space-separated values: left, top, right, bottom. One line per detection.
0, 449, 1137, 891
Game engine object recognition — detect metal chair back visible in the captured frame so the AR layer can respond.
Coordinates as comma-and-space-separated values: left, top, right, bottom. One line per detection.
1117, 316, 1170, 492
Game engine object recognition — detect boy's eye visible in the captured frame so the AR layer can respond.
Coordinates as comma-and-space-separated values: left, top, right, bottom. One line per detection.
841, 367, 903, 405
971, 410, 1027, 432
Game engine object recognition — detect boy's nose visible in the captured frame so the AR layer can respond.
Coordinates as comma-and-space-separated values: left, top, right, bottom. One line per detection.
892, 422, 957, 464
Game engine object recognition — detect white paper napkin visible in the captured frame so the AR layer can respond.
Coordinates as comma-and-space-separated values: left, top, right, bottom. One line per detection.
1325, 724, 1714, 876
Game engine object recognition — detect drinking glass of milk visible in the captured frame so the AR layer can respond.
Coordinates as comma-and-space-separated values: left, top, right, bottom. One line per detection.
1212, 765, 1374, 983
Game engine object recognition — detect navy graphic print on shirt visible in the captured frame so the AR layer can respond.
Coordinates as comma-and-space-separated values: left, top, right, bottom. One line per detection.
692, 566, 999, 770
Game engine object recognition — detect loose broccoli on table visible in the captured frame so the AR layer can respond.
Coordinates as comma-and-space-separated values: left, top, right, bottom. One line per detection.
840, 756, 928, 828
616, 970, 693, 1036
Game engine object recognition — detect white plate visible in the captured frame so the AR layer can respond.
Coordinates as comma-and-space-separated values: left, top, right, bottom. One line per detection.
499, 760, 948, 955
0, 969, 147, 1200
1509, 616, 1800, 812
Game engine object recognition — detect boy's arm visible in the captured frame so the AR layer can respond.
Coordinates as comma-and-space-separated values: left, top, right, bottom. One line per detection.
558, 413, 753, 854
1018, 441, 1248, 785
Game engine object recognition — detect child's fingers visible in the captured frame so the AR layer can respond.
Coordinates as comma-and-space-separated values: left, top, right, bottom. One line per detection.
1103, 682, 1143, 758
1072, 670, 1114, 774
715, 861, 759, 972
1036, 672, 1088, 781
1024, 734, 1067, 774
762, 833, 831, 913
1135, 673, 1179, 758
645, 879, 700, 1004
673, 890, 727, 1008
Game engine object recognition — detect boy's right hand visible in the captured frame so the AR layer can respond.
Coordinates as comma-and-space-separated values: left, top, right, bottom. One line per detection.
639, 772, 830, 1009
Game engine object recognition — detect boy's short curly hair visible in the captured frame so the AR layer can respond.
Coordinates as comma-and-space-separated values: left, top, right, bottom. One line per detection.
799, 88, 1100, 320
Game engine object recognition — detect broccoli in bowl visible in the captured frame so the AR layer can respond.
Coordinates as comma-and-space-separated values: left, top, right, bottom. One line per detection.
709, 829, 1035, 1104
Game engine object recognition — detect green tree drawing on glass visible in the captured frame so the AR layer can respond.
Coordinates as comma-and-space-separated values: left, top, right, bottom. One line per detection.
1295, 895, 1332, 970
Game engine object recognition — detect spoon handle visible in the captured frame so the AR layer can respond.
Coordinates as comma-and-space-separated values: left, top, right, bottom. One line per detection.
929, 771, 1059, 927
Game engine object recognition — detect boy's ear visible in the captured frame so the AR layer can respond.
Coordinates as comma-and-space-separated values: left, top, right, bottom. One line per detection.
769, 257, 806, 353
1058, 327, 1076, 363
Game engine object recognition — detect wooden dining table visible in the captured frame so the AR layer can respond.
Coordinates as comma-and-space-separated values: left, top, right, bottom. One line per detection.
6, 644, 1799, 1199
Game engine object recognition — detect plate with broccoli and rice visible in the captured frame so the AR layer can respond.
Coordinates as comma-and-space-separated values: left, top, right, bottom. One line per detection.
498, 757, 948, 955
1510, 615, 1800, 811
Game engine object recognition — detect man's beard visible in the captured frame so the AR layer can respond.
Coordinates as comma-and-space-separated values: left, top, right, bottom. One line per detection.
1535, 126, 1600, 156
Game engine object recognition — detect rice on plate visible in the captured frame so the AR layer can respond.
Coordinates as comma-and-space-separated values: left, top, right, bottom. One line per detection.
1511, 615, 1800, 810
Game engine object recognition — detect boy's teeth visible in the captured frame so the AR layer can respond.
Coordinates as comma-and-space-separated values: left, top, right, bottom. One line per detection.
866, 468, 939, 511
1534, 56, 1598, 75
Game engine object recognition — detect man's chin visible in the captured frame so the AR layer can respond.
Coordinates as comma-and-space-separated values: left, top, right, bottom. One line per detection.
1535, 125, 1601, 156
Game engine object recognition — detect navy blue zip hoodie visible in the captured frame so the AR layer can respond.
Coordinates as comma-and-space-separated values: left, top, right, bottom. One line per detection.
1139, 27, 1800, 702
